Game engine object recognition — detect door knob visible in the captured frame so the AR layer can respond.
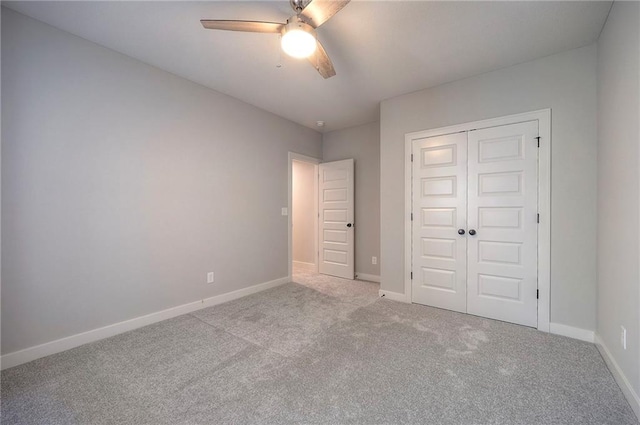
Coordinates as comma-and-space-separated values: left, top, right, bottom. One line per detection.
346, 223, 352, 228
468, 229, 476, 236
458, 229, 465, 235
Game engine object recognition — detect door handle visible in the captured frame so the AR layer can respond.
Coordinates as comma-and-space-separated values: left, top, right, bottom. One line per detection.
458, 229, 465, 235
346, 223, 352, 228
468, 229, 476, 236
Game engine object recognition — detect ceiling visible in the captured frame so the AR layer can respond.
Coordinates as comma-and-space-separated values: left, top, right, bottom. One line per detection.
4, 1, 612, 132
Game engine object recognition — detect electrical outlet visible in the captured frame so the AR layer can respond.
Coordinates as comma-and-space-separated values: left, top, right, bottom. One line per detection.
207, 272, 215, 284
372, 256, 377, 265
621, 326, 627, 350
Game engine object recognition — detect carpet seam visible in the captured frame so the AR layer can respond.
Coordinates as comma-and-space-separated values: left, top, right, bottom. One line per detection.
188, 312, 292, 361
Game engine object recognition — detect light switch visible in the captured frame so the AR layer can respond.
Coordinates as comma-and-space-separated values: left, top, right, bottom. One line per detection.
281, 207, 288, 216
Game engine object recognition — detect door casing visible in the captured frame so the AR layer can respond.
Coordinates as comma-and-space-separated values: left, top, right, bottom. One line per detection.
404, 109, 551, 332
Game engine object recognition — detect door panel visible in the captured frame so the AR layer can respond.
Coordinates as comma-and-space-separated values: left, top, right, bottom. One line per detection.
412, 133, 467, 312
319, 159, 354, 279
467, 121, 538, 327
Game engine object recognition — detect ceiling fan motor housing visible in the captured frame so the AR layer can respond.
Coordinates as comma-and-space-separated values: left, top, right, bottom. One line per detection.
282, 18, 316, 37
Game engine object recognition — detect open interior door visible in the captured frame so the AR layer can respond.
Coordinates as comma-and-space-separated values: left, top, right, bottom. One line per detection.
318, 159, 354, 279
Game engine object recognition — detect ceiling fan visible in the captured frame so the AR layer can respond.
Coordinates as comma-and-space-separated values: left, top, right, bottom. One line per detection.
201, 0, 350, 79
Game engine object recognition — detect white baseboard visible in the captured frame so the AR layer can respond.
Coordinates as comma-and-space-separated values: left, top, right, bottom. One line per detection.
293, 261, 316, 272
595, 334, 640, 421
1, 276, 289, 371
356, 273, 380, 283
378, 289, 409, 303
549, 322, 595, 343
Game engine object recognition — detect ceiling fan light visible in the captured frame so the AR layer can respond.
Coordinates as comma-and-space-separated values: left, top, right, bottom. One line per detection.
281, 24, 317, 58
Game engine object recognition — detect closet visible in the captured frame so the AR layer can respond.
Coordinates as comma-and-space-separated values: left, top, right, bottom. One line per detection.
411, 121, 539, 327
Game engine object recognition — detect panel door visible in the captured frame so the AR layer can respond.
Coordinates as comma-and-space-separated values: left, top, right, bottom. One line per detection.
467, 121, 539, 327
412, 133, 468, 312
319, 159, 354, 279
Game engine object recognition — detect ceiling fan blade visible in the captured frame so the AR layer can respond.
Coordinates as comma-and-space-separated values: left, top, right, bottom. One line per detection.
300, 0, 350, 28
200, 20, 284, 33
308, 40, 336, 79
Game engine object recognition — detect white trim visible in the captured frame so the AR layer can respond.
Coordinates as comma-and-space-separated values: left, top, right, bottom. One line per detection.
549, 322, 595, 343
537, 111, 552, 333
0, 276, 289, 371
404, 109, 551, 332
379, 289, 410, 303
293, 261, 316, 272
595, 334, 640, 420
404, 129, 413, 307
288, 152, 320, 279
356, 273, 380, 283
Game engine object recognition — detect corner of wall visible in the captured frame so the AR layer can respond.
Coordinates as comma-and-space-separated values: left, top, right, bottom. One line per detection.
595, 334, 640, 420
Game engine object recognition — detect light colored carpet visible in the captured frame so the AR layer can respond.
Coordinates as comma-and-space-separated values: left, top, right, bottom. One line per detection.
2, 269, 637, 424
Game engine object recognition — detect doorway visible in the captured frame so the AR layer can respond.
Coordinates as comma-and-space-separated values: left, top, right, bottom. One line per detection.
288, 153, 320, 279
288, 153, 356, 281
292, 159, 318, 273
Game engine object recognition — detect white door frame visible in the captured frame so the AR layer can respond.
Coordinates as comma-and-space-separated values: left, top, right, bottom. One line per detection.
404, 109, 551, 332
288, 152, 320, 280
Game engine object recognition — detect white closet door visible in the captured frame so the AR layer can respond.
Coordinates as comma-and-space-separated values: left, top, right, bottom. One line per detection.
319, 159, 354, 279
466, 121, 539, 327
412, 133, 468, 313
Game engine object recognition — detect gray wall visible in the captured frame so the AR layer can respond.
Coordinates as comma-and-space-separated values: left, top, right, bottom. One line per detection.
596, 1, 640, 398
1, 9, 322, 355
292, 160, 316, 265
323, 122, 380, 277
380, 45, 598, 331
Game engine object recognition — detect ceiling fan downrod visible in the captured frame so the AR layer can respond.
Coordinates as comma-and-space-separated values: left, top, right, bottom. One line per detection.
290, 0, 310, 14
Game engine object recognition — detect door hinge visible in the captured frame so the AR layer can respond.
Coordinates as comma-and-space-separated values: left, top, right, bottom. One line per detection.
537, 213, 540, 223
411, 212, 414, 221
535, 136, 541, 148
537, 289, 539, 299
411, 272, 413, 280
411, 154, 414, 162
